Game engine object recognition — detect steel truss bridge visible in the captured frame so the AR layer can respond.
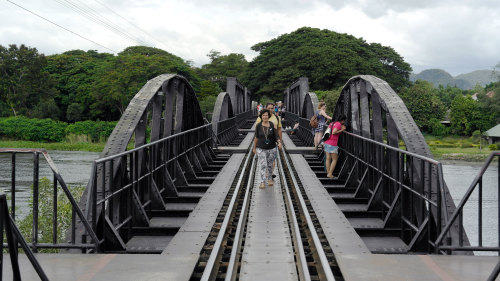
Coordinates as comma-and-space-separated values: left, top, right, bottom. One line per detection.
1, 75, 499, 280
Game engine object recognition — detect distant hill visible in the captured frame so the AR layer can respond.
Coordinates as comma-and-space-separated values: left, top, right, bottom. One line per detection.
410, 69, 497, 90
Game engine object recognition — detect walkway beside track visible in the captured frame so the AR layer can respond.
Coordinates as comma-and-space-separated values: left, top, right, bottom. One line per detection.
2, 133, 500, 280
239, 161, 297, 280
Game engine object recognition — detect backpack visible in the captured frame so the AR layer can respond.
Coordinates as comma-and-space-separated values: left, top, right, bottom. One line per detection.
309, 113, 318, 128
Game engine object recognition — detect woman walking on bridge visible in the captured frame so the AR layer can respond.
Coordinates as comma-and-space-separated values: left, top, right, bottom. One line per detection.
253, 109, 282, 189
324, 114, 346, 179
314, 102, 332, 149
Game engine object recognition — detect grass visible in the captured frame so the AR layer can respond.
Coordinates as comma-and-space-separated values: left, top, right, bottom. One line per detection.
0, 140, 106, 152
424, 134, 492, 161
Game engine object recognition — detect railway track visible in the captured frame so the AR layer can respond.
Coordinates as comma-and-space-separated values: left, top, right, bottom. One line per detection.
189, 144, 344, 281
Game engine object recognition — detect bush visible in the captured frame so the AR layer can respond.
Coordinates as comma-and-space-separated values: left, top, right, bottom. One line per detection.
429, 118, 448, 137
0, 117, 116, 143
0, 116, 66, 142
17, 177, 85, 252
489, 144, 498, 151
65, 120, 116, 142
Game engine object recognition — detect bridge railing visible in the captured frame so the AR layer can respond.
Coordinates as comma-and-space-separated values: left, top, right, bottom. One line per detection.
1, 193, 49, 280
340, 132, 448, 253
0, 149, 99, 252
435, 151, 500, 255
88, 124, 214, 248
215, 109, 255, 146
281, 112, 314, 146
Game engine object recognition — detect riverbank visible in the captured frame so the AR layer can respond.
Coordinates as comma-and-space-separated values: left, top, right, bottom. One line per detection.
430, 147, 491, 162
0, 140, 105, 152
0, 139, 494, 162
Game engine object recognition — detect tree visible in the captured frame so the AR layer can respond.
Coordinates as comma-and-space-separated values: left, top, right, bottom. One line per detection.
198, 80, 221, 99
476, 81, 500, 128
90, 46, 201, 120
449, 95, 484, 135
436, 85, 463, 108
200, 50, 248, 90
45, 50, 114, 121
242, 27, 412, 100
0, 44, 57, 117
399, 80, 445, 132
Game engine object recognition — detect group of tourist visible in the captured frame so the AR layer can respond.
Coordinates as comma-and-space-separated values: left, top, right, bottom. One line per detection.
253, 101, 346, 188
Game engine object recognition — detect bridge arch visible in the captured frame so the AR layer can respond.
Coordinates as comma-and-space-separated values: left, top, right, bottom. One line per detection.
333, 75, 430, 156
283, 75, 464, 251
102, 74, 205, 157
226, 77, 252, 115
211, 92, 235, 144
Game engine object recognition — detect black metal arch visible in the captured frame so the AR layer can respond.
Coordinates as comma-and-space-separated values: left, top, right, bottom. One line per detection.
75, 74, 206, 250
211, 91, 235, 139
102, 74, 205, 157
333, 75, 430, 156
332, 75, 465, 250
283, 77, 317, 118
226, 77, 251, 115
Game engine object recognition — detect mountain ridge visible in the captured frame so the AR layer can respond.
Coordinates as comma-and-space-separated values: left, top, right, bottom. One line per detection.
410, 69, 497, 90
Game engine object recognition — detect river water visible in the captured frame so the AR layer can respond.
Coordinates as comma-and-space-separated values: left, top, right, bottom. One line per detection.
0, 151, 498, 248
0, 150, 100, 217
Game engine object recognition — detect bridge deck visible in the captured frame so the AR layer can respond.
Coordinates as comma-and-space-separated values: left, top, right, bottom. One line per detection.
240, 162, 297, 280
2, 133, 499, 280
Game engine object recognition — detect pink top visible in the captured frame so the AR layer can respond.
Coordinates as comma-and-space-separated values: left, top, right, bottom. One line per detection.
324, 122, 342, 146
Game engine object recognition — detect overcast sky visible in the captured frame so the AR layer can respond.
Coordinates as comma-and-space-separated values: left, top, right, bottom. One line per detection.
1, 0, 499, 76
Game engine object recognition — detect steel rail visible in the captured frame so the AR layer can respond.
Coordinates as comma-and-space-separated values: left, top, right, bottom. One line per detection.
224, 154, 256, 281
277, 148, 311, 281
281, 146, 337, 281
200, 147, 253, 281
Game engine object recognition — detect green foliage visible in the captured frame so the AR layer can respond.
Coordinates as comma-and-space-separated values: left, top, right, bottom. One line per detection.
436, 85, 464, 108
488, 144, 498, 150
243, 27, 411, 100
32, 98, 61, 120
315, 87, 342, 116
0, 116, 66, 142
471, 130, 482, 141
17, 177, 85, 252
476, 82, 500, 126
90, 46, 200, 120
449, 94, 489, 135
198, 80, 221, 99
0, 44, 58, 117
429, 118, 449, 137
65, 120, 116, 142
198, 95, 218, 119
200, 50, 248, 90
45, 49, 114, 121
0, 116, 115, 143
399, 80, 445, 132
66, 103, 85, 122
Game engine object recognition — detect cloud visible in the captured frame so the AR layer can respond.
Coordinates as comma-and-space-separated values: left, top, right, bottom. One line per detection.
1, 0, 499, 75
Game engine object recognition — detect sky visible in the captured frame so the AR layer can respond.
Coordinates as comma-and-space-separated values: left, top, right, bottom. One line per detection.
1, 0, 499, 76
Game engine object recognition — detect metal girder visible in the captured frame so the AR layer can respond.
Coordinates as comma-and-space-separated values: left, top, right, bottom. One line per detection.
332, 75, 467, 251
226, 77, 251, 115
211, 92, 235, 143
283, 77, 314, 117
75, 74, 206, 251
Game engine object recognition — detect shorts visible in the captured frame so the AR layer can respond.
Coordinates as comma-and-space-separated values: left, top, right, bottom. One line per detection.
324, 144, 338, 154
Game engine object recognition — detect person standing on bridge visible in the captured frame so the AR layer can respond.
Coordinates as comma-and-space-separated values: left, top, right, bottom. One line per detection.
324, 114, 346, 179
314, 102, 333, 149
256, 103, 283, 179
253, 109, 282, 188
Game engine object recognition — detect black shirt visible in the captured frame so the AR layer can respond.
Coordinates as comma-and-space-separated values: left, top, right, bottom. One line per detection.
255, 122, 277, 149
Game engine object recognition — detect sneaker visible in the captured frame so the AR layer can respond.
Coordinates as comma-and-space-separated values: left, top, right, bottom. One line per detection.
259, 182, 265, 189
267, 180, 274, 186
272, 174, 276, 179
